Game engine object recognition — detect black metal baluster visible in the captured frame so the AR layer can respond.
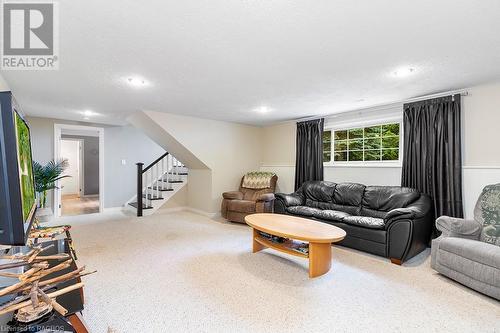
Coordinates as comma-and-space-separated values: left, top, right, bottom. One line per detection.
136, 162, 144, 217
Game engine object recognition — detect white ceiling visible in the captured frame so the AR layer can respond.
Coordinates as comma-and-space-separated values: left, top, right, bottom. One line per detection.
2, 0, 500, 126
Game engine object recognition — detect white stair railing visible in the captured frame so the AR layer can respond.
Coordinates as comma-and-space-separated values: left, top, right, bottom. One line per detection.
133, 152, 187, 216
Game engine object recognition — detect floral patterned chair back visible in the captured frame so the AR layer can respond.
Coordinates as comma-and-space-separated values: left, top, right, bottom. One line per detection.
474, 183, 500, 246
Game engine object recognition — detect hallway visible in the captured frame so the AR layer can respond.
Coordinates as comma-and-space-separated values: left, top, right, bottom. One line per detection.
62, 194, 100, 216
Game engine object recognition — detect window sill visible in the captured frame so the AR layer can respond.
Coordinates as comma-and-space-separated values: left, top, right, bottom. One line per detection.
324, 163, 402, 168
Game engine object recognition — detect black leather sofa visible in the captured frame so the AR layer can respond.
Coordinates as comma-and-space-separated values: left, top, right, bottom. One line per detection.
274, 181, 434, 264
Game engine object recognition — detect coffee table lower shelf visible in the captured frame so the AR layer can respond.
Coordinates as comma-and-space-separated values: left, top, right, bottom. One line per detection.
253, 235, 309, 259
251, 228, 332, 278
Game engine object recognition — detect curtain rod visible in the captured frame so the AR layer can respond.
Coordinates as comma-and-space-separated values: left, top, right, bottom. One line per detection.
295, 89, 469, 123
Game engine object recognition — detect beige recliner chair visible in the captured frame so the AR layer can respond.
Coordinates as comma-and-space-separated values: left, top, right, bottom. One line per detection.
221, 172, 278, 223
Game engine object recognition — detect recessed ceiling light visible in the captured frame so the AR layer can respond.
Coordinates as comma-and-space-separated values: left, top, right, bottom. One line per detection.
126, 76, 150, 88
393, 66, 416, 78
80, 110, 99, 117
254, 106, 273, 114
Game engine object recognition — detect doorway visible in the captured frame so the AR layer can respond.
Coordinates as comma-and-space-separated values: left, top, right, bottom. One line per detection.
54, 124, 104, 217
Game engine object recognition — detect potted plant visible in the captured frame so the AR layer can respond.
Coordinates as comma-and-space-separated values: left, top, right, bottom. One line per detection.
33, 159, 70, 218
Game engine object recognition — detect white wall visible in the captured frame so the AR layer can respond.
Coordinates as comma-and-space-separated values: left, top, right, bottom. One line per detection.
27, 117, 166, 209
324, 166, 402, 186
103, 125, 166, 208
60, 140, 80, 195
261, 81, 500, 218
0, 73, 9, 91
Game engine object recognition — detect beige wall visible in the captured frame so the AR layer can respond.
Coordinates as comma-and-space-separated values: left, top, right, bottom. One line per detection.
186, 169, 213, 212
136, 111, 263, 213
262, 122, 296, 165
160, 185, 188, 209
462, 82, 500, 166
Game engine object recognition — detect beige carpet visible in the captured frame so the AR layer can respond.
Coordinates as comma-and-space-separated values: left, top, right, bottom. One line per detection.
61, 210, 500, 333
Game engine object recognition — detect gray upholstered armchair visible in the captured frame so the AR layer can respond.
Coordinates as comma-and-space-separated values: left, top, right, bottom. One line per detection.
431, 184, 500, 300
221, 172, 278, 223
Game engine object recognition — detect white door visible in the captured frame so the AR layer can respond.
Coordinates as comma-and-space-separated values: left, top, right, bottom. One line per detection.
60, 140, 80, 196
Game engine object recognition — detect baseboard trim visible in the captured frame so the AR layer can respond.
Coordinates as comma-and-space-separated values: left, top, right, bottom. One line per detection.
156, 206, 220, 218
104, 207, 126, 213
185, 207, 220, 218
156, 206, 189, 214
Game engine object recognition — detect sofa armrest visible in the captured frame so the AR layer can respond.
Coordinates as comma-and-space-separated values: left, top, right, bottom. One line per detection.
274, 192, 304, 215
386, 195, 434, 263
385, 195, 431, 225
257, 193, 275, 202
385, 207, 418, 221
222, 191, 243, 200
274, 193, 304, 207
435, 216, 482, 240
386, 215, 433, 264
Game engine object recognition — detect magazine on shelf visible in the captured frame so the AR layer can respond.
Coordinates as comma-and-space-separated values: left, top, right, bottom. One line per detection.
258, 231, 309, 255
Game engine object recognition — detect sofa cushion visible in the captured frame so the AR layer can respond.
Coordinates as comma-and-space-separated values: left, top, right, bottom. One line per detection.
333, 182, 365, 205
439, 237, 500, 270
306, 200, 337, 210
332, 183, 365, 215
360, 186, 420, 219
227, 200, 256, 213
362, 186, 420, 210
314, 209, 350, 222
302, 181, 336, 202
286, 206, 321, 217
301, 181, 337, 210
343, 216, 385, 229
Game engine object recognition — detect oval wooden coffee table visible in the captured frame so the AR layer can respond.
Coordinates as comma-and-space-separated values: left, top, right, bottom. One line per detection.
245, 213, 346, 278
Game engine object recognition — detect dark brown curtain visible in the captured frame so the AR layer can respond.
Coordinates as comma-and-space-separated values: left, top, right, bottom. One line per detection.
295, 118, 324, 190
402, 94, 463, 236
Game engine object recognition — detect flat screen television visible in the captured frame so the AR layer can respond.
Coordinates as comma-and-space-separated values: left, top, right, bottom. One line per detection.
0, 91, 37, 245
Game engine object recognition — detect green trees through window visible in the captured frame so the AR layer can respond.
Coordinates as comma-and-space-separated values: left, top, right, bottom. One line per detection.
323, 123, 400, 163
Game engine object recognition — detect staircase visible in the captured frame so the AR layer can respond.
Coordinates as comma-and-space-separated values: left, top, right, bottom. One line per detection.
128, 152, 188, 216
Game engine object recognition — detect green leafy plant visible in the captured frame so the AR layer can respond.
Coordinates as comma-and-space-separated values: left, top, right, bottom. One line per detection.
33, 159, 70, 208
